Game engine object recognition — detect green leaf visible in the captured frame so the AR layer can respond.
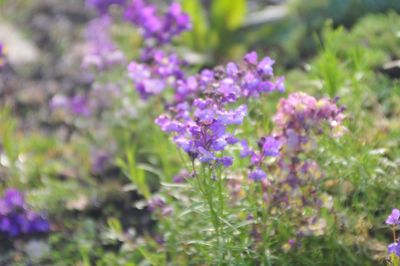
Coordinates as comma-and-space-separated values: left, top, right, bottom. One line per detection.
116, 147, 151, 199
211, 0, 247, 31
138, 247, 166, 266
182, 0, 209, 50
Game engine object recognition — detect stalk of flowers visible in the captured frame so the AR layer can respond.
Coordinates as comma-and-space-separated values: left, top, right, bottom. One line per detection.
153, 52, 284, 260
155, 51, 285, 167
128, 49, 186, 100
386, 209, 400, 265
124, 0, 191, 47
271, 92, 346, 210
238, 92, 344, 249
0, 188, 50, 237
273, 93, 344, 238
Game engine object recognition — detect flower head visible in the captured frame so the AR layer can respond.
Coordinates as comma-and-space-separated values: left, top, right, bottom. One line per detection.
124, 0, 191, 46
86, 0, 126, 14
0, 188, 49, 237
386, 208, 400, 225
249, 169, 267, 181
388, 242, 400, 256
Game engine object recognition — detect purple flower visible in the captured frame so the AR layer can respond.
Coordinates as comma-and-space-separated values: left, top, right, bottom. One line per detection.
124, 0, 191, 46
173, 170, 189, 183
218, 156, 233, 167
257, 56, 275, 76
262, 136, 281, 157
155, 52, 284, 170
70, 95, 91, 116
91, 150, 111, 173
86, 0, 126, 14
386, 209, 400, 225
388, 242, 400, 256
0, 189, 50, 237
249, 169, 267, 181
82, 15, 124, 71
240, 140, 253, 158
49, 94, 69, 110
128, 50, 185, 99
244, 51, 258, 65
4, 189, 25, 208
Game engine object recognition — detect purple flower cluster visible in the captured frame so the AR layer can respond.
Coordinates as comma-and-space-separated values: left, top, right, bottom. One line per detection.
236, 92, 346, 242
174, 51, 285, 103
86, 0, 126, 14
155, 52, 284, 167
82, 15, 124, 71
123, 1, 191, 100
240, 136, 281, 181
50, 94, 91, 117
273, 92, 346, 142
124, 0, 191, 46
268, 92, 345, 202
387, 209, 400, 225
148, 196, 173, 216
0, 189, 50, 237
128, 50, 185, 99
272, 92, 345, 185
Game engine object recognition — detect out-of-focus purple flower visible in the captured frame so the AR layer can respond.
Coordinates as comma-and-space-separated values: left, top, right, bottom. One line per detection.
82, 15, 124, 71
262, 136, 281, 157
128, 50, 185, 99
257, 56, 275, 76
4, 189, 25, 208
386, 209, 400, 225
273, 92, 346, 138
388, 242, 400, 256
0, 188, 49, 237
242, 135, 280, 180
244, 51, 258, 65
50, 94, 91, 117
173, 170, 189, 183
90, 83, 121, 110
124, 0, 191, 46
70, 95, 91, 116
240, 140, 253, 158
218, 156, 233, 167
49, 94, 70, 110
86, 0, 126, 14
148, 196, 173, 216
91, 150, 112, 174
249, 169, 267, 181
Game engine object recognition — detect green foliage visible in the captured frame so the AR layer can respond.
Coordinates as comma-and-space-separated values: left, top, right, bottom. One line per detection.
116, 145, 151, 199
182, 0, 209, 51
211, 0, 247, 32
182, 0, 247, 60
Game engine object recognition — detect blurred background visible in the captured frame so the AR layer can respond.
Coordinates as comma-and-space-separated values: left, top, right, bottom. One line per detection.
0, 0, 399, 264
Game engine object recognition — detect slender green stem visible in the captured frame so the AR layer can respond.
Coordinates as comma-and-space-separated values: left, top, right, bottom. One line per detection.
256, 181, 270, 265
393, 225, 397, 243
197, 165, 225, 264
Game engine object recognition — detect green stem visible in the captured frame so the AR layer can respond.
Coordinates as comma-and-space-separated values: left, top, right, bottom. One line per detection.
257, 181, 270, 266
198, 165, 224, 264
